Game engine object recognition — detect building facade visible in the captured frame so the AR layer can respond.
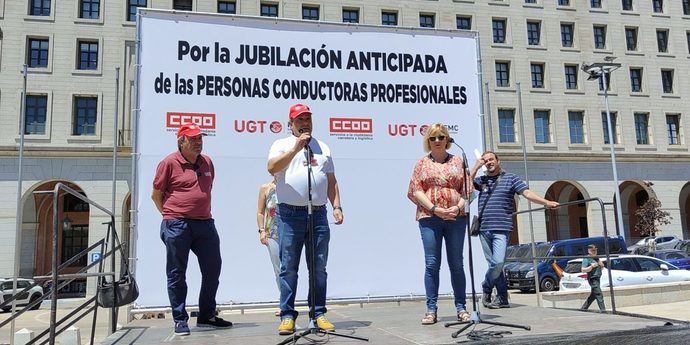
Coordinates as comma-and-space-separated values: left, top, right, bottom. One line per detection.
1, 0, 689, 294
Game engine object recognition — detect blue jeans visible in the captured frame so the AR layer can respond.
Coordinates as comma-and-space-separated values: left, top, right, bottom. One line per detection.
160, 218, 221, 323
479, 230, 509, 299
418, 216, 468, 313
278, 204, 330, 320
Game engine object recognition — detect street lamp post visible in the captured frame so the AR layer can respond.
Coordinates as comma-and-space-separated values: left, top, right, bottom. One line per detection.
582, 59, 625, 238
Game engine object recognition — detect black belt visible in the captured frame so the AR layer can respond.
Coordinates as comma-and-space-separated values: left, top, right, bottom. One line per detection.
278, 203, 326, 211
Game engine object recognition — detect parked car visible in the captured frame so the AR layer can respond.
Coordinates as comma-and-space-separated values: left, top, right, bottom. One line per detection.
674, 240, 690, 255
627, 236, 681, 254
505, 236, 627, 292
559, 255, 690, 291
0, 278, 44, 312
504, 244, 541, 281
646, 249, 690, 270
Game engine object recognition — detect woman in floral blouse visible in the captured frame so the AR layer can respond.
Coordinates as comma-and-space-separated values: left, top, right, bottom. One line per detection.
256, 179, 281, 304
407, 123, 472, 325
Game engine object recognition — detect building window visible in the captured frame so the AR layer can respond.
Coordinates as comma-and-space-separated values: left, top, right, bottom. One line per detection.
661, 69, 674, 93
342, 8, 359, 23
629, 68, 643, 92
80, 0, 100, 19
568, 111, 585, 144
652, 0, 663, 13
495, 61, 510, 87
457, 16, 471, 30
492, 19, 507, 44
420, 14, 435, 28
534, 110, 551, 144
30, 0, 51, 16
634, 112, 649, 145
530, 63, 545, 88
77, 41, 98, 70
128, 0, 146, 21
28, 38, 49, 68
382, 11, 397, 26
565, 65, 578, 90
687, 32, 690, 54
61, 225, 89, 267
602, 111, 618, 144
302, 6, 319, 20
525, 0, 537, 3
666, 114, 680, 145
656, 29, 669, 53
558, 0, 570, 5
598, 72, 611, 91
498, 109, 516, 143
591, 0, 602, 8
527, 21, 541, 46
173, 0, 192, 11
622, 0, 633, 11
625, 27, 638, 51
25, 95, 47, 135
260, 3, 278, 17
593, 25, 606, 49
73, 96, 98, 136
684, 0, 690, 15
218, 1, 236, 14
561, 23, 574, 48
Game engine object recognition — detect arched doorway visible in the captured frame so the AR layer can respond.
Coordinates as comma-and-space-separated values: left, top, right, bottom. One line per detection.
544, 181, 588, 241
680, 182, 690, 240
29, 181, 90, 298
615, 181, 654, 243
122, 194, 132, 262
510, 196, 519, 245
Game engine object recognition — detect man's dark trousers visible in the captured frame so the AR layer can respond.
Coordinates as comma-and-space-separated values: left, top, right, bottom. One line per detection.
160, 218, 222, 322
581, 278, 605, 311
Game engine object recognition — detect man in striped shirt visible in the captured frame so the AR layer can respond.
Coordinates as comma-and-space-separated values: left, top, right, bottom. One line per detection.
470, 151, 558, 309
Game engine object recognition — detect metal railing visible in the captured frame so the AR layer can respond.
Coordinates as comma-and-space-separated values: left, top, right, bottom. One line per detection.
513, 197, 618, 312
1, 183, 121, 345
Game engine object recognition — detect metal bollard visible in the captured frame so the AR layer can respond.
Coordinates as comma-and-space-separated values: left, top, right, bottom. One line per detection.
58, 325, 81, 345
14, 328, 34, 345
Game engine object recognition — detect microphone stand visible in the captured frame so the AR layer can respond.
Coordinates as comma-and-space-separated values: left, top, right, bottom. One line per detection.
277, 139, 368, 345
443, 139, 530, 338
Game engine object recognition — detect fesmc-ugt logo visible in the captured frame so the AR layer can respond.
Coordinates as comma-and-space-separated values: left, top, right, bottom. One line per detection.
166, 112, 216, 135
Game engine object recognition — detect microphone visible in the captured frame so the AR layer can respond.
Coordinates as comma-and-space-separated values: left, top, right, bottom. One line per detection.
449, 137, 471, 212
298, 127, 311, 145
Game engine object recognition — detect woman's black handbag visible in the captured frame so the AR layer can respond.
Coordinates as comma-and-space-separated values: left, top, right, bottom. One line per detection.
97, 225, 139, 308
471, 173, 503, 237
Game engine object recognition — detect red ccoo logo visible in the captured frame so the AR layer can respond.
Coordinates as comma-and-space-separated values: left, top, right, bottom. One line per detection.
330, 118, 373, 134
166, 112, 216, 129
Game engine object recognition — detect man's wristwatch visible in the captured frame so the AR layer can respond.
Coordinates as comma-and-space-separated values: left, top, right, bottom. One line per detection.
334, 206, 343, 212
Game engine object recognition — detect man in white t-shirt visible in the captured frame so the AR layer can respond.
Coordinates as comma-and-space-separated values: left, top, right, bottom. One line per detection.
267, 103, 343, 335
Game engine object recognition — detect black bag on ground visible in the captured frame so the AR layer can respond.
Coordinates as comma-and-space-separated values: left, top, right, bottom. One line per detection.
97, 224, 139, 308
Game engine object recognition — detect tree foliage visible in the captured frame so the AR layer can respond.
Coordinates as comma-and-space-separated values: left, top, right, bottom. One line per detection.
634, 198, 672, 237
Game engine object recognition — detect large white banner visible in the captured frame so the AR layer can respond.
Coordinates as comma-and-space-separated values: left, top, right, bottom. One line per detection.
135, 9, 487, 308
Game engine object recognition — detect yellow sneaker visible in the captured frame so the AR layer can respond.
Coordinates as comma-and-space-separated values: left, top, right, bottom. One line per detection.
315, 315, 335, 332
278, 318, 295, 335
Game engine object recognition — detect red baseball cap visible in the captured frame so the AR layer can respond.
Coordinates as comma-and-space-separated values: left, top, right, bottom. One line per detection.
176, 122, 206, 138
289, 103, 312, 120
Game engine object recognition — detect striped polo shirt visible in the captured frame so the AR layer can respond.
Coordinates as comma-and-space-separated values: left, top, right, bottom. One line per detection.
473, 172, 528, 232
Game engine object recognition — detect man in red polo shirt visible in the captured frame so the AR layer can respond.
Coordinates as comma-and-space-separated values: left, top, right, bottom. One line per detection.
152, 122, 232, 335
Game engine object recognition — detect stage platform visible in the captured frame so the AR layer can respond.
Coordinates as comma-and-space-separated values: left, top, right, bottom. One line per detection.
103, 299, 690, 344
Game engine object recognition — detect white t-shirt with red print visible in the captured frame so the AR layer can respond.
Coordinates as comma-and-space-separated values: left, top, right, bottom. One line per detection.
268, 135, 335, 207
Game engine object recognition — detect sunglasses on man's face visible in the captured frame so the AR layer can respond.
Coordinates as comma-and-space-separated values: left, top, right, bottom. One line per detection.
428, 135, 446, 142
